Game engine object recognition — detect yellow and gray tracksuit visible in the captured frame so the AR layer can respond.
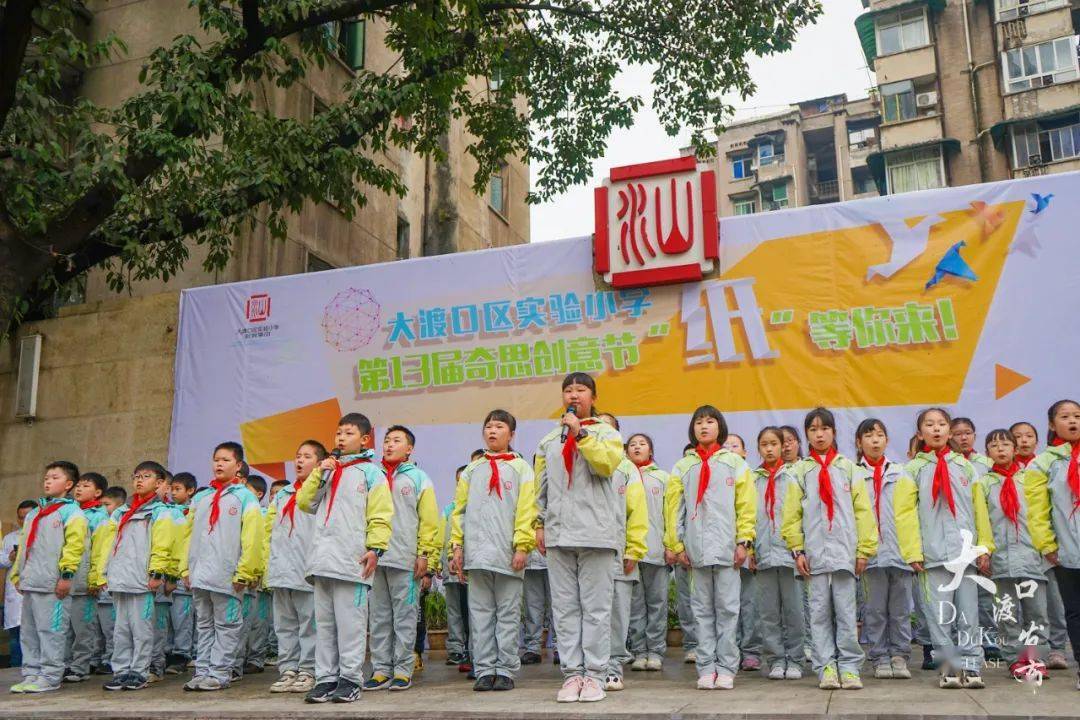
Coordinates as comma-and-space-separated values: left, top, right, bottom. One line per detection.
782, 455, 877, 680
68, 504, 110, 678
451, 453, 536, 679
178, 483, 264, 685
665, 449, 756, 679
370, 461, 439, 681
535, 418, 624, 684
438, 502, 469, 659
265, 484, 316, 678
235, 506, 272, 676
608, 458, 648, 680
895, 451, 986, 673
297, 450, 393, 686
628, 463, 670, 664
10, 498, 87, 688
169, 504, 195, 663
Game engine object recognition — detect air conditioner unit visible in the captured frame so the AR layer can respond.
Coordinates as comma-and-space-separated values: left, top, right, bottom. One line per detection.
916, 91, 938, 108
15, 334, 42, 419
1037, 74, 1055, 87
1028, 153, 1045, 166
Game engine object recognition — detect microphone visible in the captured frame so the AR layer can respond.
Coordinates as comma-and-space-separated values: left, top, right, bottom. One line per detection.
331, 448, 342, 460
560, 404, 576, 443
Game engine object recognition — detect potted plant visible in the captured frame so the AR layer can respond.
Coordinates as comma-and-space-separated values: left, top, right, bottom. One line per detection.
667, 578, 683, 647
424, 589, 448, 651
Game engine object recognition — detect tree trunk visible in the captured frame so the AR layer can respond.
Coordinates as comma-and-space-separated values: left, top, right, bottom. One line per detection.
0, 218, 45, 335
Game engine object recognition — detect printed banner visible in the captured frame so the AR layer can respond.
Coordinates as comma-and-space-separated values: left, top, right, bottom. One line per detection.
169, 172, 1080, 502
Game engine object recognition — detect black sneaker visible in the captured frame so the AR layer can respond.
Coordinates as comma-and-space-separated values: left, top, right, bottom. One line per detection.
231, 669, 243, 683
446, 652, 465, 665
984, 646, 1002, 662
104, 674, 128, 691
467, 667, 476, 680
492, 675, 514, 691
552, 650, 560, 665
921, 645, 936, 671
123, 674, 148, 691
473, 675, 495, 691
305, 681, 337, 703
244, 663, 265, 674
521, 652, 541, 665
331, 679, 362, 703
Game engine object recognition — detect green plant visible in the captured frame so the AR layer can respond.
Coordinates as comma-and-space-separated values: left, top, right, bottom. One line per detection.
424, 589, 447, 631
667, 578, 681, 630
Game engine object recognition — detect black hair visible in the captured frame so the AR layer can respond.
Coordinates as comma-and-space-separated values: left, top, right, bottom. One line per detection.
688, 405, 728, 447
270, 478, 288, 489
598, 413, 620, 430
561, 372, 598, 415
483, 409, 517, 432
855, 418, 888, 441
246, 474, 267, 497
171, 472, 197, 492
455, 464, 469, 476
45, 460, 80, 486
238, 461, 250, 479
214, 441, 245, 462
104, 486, 128, 504
984, 428, 1015, 451
134, 460, 167, 480
779, 425, 803, 453
908, 434, 921, 457
916, 407, 952, 431
1047, 399, 1080, 444
298, 439, 329, 460
682, 443, 694, 454
1009, 421, 1039, 442
757, 426, 783, 445
471, 449, 486, 461
804, 407, 836, 435
726, 433, 745, 448
625, 432, 654, 458
951, 417, 976, 432
79, 472, 109, 494
339, 412, 373, 435
385, 424, 416, 447
17, 499, 37, 513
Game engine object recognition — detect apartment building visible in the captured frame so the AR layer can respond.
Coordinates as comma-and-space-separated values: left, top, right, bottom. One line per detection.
856, 0, 1080, 195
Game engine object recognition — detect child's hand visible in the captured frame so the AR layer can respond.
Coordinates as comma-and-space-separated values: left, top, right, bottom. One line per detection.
511, 550, 527, 572
1045, 551, 1059, 566
676, 551, 690, 568
149, 576, 163, 592
535, 527, 546, 556
55, 577, 72, 599
165, 580, 177, 595
232, 581, 247, 594
88, 584, 101, 597
909, 561, 925, 573
561, 412, 582, 440
452, 547, 465, 583
976, 553, 991, 576
734, 543, 747, 567
413, 556, 428, 580
664, 549, 677, 566
420, 574, 432, 592
623, 558, 637, 575
854, 557, 867, 577
319, 457, 340, 472
795, 554, 811, 578
360, 550, 378, 580
183, 576, 191, 590
748, 555, 757, 572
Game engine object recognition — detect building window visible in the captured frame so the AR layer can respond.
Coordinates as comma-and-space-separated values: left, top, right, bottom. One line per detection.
396, 216, 411, 259
1011, 113, 1080, 167
876, 7, 929, 56
848, 125, 877, 149
852, 166, 876, 195
1002, 36, 1079, 93
306, 252, 334, 273
488, 163, 508, 216
733, 198, 756, 215
997, 0, 1068, 22
324, 20, 365, 70
881, 80, 917, 123
731, 153, 752, 179
770, 184, 789, 209
489, 67, 504, 92
757, 141, 783, 165
886, 147, 944, 194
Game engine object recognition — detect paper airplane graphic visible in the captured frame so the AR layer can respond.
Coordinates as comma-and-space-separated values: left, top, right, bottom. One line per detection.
1031, 193, 1053, 214
926, 241, 978, 290
867, 214, 943, 280
995, 364, 1031, 400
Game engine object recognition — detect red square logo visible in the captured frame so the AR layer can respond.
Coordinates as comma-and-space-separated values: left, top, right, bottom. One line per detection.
245, 293, 271, 323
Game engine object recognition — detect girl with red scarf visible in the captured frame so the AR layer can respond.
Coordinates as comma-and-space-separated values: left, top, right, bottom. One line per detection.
855, 419, 913, 681
895, 407, 990, 690
1025, 399, 1080, 691
972, 429, 1049, 680
752, 426, 804, 681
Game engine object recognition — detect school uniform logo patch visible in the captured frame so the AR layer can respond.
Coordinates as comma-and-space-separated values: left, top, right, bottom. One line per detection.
651, 487, 661, 496
843, 483, 851, 493
961, 479, 969, 488
400, 486, 412, 497
504, 480, 512, 491
726, 477, 734, 486
229, 507, 238, 516
52, 519, 62, 529
618, 485, 626, 495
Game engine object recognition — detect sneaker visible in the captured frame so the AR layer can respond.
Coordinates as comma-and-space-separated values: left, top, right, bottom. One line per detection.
21, 680, 60, 693
715, 674, 734, 690
874, 664, 893, 679
1075, 670, 1080, 690
104, 675, 128, 691
684, 650, 697, 664
891, 655, 911, 679
784, 664, 803, 680
646, 656, 663, 671
840, 672, 862, 690
630, 656, 648, 672
244, 663, 265, 674
63, 672, 88, 683
473, 675, 495, 691
304, 681, 337, 703
197, 676, 227, 691
961, 670, 984, 689
921, 645, 937, 671
767, 664, 786, 680
605, 674, 624, 691
289, 672, 315, 693
266, 656, 278, 666
521, 651, 541, 665
984, 646, 1003, 662
1047, 651, 1069, 670
492, 675, 514, 691
696, 673, 716, 690
331, 678, 362, 703
183, 675, 206, 691
9, 681, 28, 693
552, 650, 560, 665
146, 672, 163, 683
458, 661, 473, 673
818, 666, 841, 690
446, 653, 463, 665
939, 670, 962, 689
1010, 660, 1049, 680
578, 676, 606, 702
93, 664, 112, 675
364, 674, 392, 691
467, 668, 476, 680
740, 656, 761, 671
230, 669, 243, 684
389, 676, 412, 691
164, 664, 184, 675
123, 674, 148, 691
187, 658, 196, 668
556, 676, 583, 702
270, 670, 297, 693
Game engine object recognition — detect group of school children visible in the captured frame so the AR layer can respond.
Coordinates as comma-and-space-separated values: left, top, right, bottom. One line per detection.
7, 371, 1080, 703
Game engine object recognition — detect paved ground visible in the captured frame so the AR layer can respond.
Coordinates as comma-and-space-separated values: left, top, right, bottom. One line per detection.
0, 650, 1076, 719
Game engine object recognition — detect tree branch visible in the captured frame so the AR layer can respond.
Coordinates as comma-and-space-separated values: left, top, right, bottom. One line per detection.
0, 0, 41, 132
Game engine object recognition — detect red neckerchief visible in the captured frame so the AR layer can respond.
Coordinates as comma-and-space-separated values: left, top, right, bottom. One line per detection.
485, 453, 516, 498
382, 459, 404, 491
810, 449, 838, 530
207, 478, 234, 533
1017, 454, 1035, 468
1051, 438, 1080, 515
279, 478, 305, 536
80, 499, 103, 510
761, 460, 783, 527
693, 443, 721, 508
114, 492, 155, 555
561, 419, 598, 485
25, 499, 65, 558
863, 455, 887, 535
994, 462, 1022, 535
325, 457, 370, 524
925, 445, 956, 516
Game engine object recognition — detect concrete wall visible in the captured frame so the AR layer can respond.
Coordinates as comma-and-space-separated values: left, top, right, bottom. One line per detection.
0, 293, 178, 531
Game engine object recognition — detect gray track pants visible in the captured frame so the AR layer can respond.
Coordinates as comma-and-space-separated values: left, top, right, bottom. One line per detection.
674, 565, 697, 652
112, 591, 156, 678
1045, 569, 1068, 652
917, 566, 984, 673
98, 602, 115, 666
690, 565, 740, 677
468, 570, 523, 679
522, 569, 555, 653
68, 594, 99, 676
444, 582, 468, 657
995, 576, 1049, 663
193, 589, 245, 684
313, 577, 369, 686
609, 579, 635, 678
272, 588, 315, 675
170, 593, 195, 660
20, 591, 71, 687
807, 571, 863, 677
547, 547, 616, 683
756, 567, 805, 670
863, 567, 913, 665
370, 566, 419, 679
628, 562, 668, 660
737, 567, 761, 660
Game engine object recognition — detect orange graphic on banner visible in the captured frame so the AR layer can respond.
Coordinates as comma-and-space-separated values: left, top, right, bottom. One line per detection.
240, 398, 342, 467
995, 364, 1031, 400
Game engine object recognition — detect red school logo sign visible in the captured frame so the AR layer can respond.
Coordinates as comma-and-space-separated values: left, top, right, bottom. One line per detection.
593, 155, 718, 288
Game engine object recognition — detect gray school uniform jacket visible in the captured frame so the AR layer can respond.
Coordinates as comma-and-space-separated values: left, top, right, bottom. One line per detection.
10, 498, 86, 594
753, 464, 795, 571
535, 419, 625, 552
975, 468, 1048, 581
73, 504, 110, 595
966, 452, 993, 478
102, 498, 176, 594
170, 504, 193, 595
781, 455, 878, 575
895, 450, 982, 569
610, 458, 648, 582
665, 450, 757, 569
450, 453, 537, 578
265, 483, 316, 592
636, 462, 669, 566
859, 458, 909, 572
380, 461, 441, 573
296, 450, 393, 586
439, 502, 461, 584
1025, 443, 1080, 570
525, 548, 547, 571
178, 482, 264, 598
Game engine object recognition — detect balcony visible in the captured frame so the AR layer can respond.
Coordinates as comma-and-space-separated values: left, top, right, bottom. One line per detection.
848, 139, 878, 167
880, 114, 943, 151
753, 156, 795, 184
1004, 79, 1080, 121
812, 179, 840, 202
875, 45, 937, 84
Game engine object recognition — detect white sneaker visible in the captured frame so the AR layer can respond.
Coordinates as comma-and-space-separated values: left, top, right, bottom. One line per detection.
630, 657, 648, 671
696, 673, 715, 690
289, 672, 315, 693
605, 674, 624, 691
890, 655, 911, 679
645, 656, 663, 671
768, 664, 786, 680
874, 664, 893, 679
684, 650, 697, 664
578, 676, 606, 702
785, 664, 803, 680
715, 674, 734, 690
556, 676, 583, 702
269, 670, 296, 693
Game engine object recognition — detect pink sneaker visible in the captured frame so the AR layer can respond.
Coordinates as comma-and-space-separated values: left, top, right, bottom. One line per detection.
741, 656, 761, 671
578, 676, 606, 702
556, 676, 583, 703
